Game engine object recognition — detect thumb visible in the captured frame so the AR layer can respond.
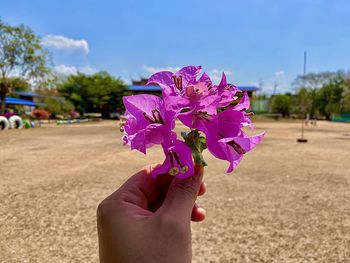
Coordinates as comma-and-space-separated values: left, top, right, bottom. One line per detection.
160, 165, 204, 220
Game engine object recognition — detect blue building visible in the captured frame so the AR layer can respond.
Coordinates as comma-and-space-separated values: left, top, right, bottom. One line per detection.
0, 91, 52, 114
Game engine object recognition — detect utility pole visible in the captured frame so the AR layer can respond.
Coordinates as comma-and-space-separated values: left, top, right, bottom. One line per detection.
298, 51, 308, 143
303, 51, 307, 76
259, 78, 263, 92
273, 81, 278, 95
259, 79, 263, 112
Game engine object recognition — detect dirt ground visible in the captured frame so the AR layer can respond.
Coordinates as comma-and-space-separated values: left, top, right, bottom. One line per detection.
0, 119, 349, 262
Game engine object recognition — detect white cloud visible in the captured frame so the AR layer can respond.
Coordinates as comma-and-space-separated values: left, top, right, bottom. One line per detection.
249, 69, 292, 95
249, 81, 260, 87
79, 65, 97, 74
274, 70, 285, 77
54, 65, 78, 76
42, 35, 89, 54
143, 65, 181, 74
53, 64, 96, 76
208, 69, 233, 83
119, 77, 130, 84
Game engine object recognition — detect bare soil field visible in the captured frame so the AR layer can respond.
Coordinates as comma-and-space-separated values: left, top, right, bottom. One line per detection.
0, 120, 349, 262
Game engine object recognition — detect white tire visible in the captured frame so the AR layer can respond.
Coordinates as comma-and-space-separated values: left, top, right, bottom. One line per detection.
0, 116, 10, 130
9, 115, 23, 129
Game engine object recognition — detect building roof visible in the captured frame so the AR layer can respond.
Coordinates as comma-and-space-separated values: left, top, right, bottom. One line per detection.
128, 85, 162, 91
237, 86, 259, 91
1, 97, 43, 106
13, 91, 44, 97
128, 85, 259, 92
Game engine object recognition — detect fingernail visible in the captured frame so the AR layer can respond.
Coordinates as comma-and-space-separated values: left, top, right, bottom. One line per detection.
197, 207, 206, 216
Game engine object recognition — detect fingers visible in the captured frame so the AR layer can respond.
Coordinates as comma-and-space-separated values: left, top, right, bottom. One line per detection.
192, 181, 206, 221
191, 203, 206, 222
116, 164, 170, 199
114, 164, 206, 215
108, 165, 162, 211
159, 165, 204, 220
198, 182, 206, 196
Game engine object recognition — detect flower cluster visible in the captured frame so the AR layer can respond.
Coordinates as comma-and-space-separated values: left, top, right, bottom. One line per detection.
32, 109, 51, 120
122, 66, 264, 178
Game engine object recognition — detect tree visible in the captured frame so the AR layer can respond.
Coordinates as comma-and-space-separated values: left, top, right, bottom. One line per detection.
58, 72, 128, 116
341, 79, 350, 113
293, 71, 345, 90
292, 70, 350, 119
43, 97, 74, 117
10, 77, 30, 92
270, 94, 293, 117
314, 78, 344, 119
294, 87, 315, 118
0, 19, 49, 113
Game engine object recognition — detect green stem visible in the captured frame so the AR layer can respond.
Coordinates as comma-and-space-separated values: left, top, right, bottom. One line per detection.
182, 129, 208, 167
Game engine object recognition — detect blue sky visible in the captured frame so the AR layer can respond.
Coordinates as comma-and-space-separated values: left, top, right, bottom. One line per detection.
1, 0, 350, 93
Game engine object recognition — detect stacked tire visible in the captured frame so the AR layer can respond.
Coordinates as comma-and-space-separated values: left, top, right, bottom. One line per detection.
0, 116, 10, 130
9, 115, 23, 129
0, 115, 23, 130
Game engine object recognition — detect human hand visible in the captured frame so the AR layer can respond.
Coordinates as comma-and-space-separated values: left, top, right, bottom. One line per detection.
97, 164, 205, 263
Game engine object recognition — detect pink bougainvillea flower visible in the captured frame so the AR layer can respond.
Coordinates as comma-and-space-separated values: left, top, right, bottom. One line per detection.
177, 88, 252, 133
148, 66, 225, 131
152, 139, 194, 179
147, 65, 202, 97
233, 91, 250, 111
213, 72, 240, 108
122, 65, 264, 177
204, 109, 265, 172
148, 66, 220, 113
122, 94, 176, 154
211, 132, 264, 173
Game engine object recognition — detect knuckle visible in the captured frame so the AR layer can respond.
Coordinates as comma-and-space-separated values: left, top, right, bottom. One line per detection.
160, 214, 179, 227
96, 198, 110, 224
158, 214, 186, 235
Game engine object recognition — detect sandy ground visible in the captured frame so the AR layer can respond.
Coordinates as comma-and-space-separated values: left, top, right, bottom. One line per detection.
0, 120, 349, 262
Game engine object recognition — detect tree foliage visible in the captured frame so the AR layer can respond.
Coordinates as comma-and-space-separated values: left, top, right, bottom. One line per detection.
288, 72, 350, 119
43, 97, 74, 117
294, 87, 315, 117
270, 94, 293, 117
58, 72, 128, 115
341, 79, 350, 113
293, 71, 346, 89
0, 19, 50, 113
7, 77, 30, 93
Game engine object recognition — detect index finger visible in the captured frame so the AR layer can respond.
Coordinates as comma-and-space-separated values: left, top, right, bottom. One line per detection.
113, 164, 173, 206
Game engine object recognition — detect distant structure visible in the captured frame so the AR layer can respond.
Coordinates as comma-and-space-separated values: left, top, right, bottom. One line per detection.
0, 92, 45, 114
1, 91, 62, 114
131, 78, 149, 86
128, 78, 259, 97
